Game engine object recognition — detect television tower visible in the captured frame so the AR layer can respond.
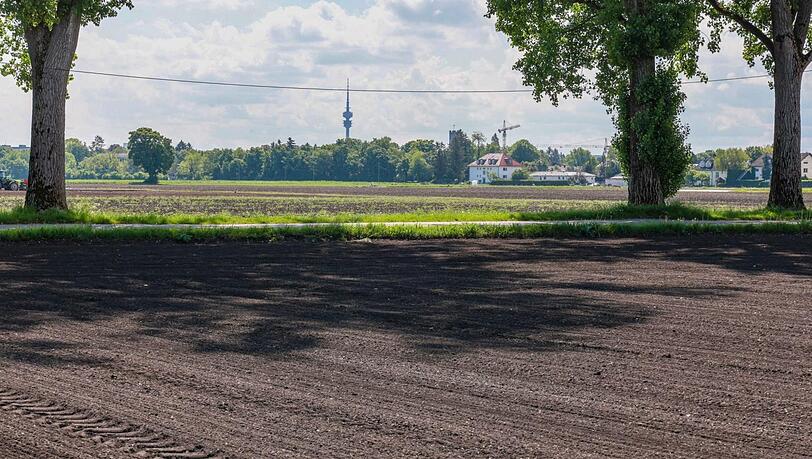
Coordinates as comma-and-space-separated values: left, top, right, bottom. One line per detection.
343, 79, 353, 139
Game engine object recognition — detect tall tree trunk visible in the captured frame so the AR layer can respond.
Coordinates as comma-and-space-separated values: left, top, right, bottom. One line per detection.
624, 0, 664, 206
626, 56, 664, 205
23, 7, 82, 211
767, 3, 806, 209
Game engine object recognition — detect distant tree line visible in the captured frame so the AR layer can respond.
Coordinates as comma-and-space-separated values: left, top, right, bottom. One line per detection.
3, 132, 777, 187
2, 131, 621, 183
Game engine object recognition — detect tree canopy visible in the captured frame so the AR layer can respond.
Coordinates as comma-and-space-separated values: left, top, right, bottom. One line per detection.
564, 147, 599, 173
509, 139, 541, 163
714, 147, 750, 171
704, 0, 811, 209
487, 0, 702, 204
486, 0, 701, 106
705, 0, 812, 73
128, 127, 174, 184
0, 0, 133, 90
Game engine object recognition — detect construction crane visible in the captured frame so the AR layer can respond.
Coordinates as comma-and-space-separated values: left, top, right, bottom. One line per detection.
498, 120, 520, 151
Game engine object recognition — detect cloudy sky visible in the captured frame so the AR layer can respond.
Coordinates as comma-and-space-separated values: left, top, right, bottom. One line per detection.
1, 0, 810, 152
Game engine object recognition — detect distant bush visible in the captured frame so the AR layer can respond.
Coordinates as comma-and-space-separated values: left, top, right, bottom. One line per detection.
726, 179, 771, 188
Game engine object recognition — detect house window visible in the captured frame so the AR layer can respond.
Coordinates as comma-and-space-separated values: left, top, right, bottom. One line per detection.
804, 168, 808, 173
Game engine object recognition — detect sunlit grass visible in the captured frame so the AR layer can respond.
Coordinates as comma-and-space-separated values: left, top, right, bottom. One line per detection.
0, 202, 809, 226
0, 220, 809, 242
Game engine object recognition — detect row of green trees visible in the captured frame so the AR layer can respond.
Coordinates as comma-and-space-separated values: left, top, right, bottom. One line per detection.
49, 130, 623, 183
15, 135, 772, 185
60, 134, 475, 183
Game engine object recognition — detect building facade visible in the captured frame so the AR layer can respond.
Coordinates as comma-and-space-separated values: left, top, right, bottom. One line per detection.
605, 174, 628, 187
530, 171, 597, 185
468, 153, 523, 184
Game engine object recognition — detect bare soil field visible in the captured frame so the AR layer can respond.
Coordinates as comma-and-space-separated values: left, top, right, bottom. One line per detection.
4, 182, 807, 216
1, 235, 810, 458
59, 182, 799, 205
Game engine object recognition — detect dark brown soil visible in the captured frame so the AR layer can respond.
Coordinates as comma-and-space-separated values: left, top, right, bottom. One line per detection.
1, 236, 811, 458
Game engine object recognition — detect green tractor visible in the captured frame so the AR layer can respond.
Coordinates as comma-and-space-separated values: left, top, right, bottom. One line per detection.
0, 170, 26, 191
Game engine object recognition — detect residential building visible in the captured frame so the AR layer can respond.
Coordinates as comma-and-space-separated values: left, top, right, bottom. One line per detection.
694, 158, 727, 185
1, 144, 28, 151
468, 153, 523, 184
530, 171, 596, 185
750, 154, 772, 180
605, 174, 628, 187
710, 168, 728, 185
803, 153, 812, 179
695, 159, 714, 170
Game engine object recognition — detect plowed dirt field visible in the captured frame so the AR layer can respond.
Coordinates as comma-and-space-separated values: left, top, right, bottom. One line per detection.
1, 236, 810, 457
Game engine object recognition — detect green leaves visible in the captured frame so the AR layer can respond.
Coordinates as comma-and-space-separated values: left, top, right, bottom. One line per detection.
489, 0, 699, 200
0, 14, 30, 90
0, 0, 133, 90
0, 0, 133, 27
705, 0, 774, 69
488, 0, 700, 105
488, 0, 607, 105
128, 127, 175, 182
77, 0, 134, 26
615, 67, 692, 198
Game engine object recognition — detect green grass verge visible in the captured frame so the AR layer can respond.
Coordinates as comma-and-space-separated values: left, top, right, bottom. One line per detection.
0, 221, 809, 242
0, 203, 810, 226
515, 203, 812, 221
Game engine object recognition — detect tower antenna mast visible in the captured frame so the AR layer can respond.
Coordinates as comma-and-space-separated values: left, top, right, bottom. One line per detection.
343, 79, 353, 140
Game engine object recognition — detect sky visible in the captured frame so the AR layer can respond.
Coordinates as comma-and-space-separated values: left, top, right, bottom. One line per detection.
1, 0, 810, 153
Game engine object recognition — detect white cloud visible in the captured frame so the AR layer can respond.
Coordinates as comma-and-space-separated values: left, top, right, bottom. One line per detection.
155, 0, 255, 10
1, 0, 809, 152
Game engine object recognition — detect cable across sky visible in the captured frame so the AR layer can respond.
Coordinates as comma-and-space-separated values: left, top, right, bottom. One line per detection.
58, 68, 812, 94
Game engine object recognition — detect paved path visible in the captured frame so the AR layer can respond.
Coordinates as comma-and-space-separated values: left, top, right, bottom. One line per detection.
0, 219, 803, 232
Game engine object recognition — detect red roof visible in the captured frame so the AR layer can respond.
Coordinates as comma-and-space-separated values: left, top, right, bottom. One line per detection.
468, 153, 523, 168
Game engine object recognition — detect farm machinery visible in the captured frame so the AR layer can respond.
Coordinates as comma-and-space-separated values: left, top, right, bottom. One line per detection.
0, 170, 26, 191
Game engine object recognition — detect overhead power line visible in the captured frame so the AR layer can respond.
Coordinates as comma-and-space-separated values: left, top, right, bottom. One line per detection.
58, 68, 812, 93
682, 71, 812, 84
61, 69, 533, 93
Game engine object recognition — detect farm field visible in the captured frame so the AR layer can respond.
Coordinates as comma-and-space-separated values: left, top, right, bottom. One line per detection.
1, 235, 810, 457
1, 182, 808, 218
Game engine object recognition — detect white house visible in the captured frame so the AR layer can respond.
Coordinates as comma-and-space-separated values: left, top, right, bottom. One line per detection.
468, 153, 523, 184
802, 153, 812, 179
750, 154, 772, 180
605, 174, 628, 187
530, 171, 596, 185
710, 168, 728, 185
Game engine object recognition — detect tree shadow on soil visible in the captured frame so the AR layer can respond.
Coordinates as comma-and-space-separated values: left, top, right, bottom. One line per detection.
0, 234, 805, 366
0, 338, 111, 367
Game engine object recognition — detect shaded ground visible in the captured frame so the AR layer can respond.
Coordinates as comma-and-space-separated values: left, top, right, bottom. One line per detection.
1, 236, 811, 457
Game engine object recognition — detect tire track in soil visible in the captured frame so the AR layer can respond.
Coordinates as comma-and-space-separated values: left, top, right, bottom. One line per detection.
0, 388, 220, 459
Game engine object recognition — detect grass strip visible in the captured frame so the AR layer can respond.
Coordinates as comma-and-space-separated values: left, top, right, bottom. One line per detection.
0, 203, 810, 226
0, 221, 809, 242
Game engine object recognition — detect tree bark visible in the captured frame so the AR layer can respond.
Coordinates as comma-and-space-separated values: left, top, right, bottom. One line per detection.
623, 0, 664, 206
626, 55, 664, 205
767, 2, 806, 209
23, 6, 82, 211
